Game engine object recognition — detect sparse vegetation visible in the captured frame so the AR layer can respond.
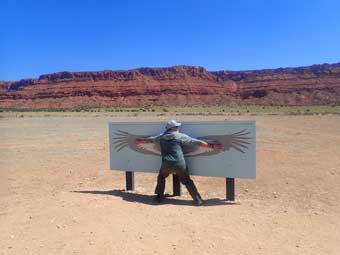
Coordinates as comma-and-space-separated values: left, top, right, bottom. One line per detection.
1, 105, 340, 116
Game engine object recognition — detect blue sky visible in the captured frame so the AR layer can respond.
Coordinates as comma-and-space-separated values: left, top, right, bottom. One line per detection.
1, 0, 340, 81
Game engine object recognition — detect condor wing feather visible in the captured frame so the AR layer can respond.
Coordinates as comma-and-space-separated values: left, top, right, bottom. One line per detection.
112, 130, 161, 156
183, 129, 252, 157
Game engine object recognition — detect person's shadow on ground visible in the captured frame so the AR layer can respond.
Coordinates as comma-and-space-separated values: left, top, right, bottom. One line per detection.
72, 189, 237, 207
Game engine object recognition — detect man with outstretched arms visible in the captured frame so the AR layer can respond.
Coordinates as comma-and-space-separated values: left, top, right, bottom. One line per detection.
136, 120, 221, 206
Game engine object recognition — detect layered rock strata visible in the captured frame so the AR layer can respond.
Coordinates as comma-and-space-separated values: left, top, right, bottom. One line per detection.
1, 63, 340, 109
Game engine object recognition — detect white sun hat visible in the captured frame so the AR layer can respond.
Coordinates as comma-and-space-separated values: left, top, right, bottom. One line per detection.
165, 120, 182, 130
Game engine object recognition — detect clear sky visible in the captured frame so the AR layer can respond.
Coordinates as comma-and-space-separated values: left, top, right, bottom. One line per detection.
1, 0, 340, 81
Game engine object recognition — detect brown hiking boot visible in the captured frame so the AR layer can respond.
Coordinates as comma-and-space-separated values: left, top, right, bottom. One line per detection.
154, 194, 164, 203
194, 196, 204, 206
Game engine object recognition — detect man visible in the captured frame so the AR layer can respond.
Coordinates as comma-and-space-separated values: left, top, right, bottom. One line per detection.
136, 120, 221, 206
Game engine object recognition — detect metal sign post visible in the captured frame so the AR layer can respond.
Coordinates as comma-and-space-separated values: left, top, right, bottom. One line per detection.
172, 174, 181, 196
226, 178, 235, 201
125, 171, 134, 191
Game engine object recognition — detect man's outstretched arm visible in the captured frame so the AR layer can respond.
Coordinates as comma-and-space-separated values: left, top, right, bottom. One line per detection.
135, 135, 160, 145
197, 140, 222, 151
180, 134, 222, 151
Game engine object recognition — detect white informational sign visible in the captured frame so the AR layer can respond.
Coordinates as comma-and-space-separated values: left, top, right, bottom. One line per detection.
109, 121, 256, 178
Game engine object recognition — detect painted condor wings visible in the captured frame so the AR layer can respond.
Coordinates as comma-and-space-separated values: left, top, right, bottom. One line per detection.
112, 129, 251, 157
112, 130, 161, 156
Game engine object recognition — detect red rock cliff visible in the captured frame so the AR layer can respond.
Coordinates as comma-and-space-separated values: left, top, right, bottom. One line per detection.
1, 64, 340, 109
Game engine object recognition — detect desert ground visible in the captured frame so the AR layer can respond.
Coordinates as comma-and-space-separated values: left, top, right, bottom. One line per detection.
0, 112, 339, 255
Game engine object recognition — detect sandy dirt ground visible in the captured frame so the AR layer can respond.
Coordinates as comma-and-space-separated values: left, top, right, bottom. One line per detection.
0, 113, 340, 255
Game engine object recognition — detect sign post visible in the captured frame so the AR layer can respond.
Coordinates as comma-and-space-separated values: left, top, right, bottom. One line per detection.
226, 178, 235, 201
125, 171, 134, 191
172, 174, 181, 196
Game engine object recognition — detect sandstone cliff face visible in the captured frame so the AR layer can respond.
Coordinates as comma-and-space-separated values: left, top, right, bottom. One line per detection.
1, 64, 340, 109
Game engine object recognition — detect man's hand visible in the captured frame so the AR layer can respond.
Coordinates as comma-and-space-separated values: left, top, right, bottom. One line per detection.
135, 138, 152, 144
210, 143, 222, 151
200, 141, 222, 151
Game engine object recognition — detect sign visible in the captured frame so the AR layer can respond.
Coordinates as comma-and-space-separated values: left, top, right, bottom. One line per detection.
109, 121, 256, 179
